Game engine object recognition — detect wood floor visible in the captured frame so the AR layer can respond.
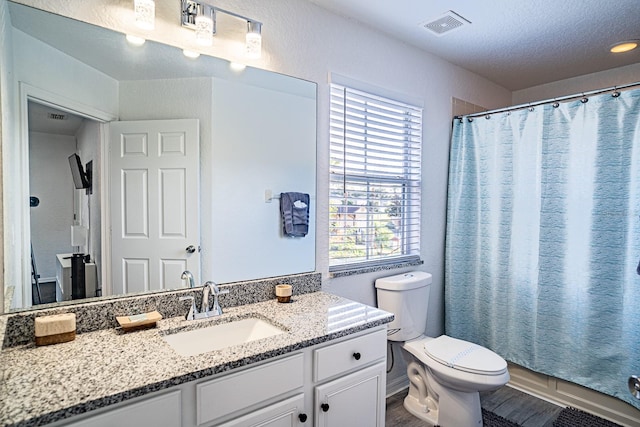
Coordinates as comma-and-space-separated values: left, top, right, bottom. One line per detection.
386, 385, 563, 427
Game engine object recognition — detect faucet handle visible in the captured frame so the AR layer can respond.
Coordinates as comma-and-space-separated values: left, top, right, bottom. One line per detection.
179, 295, 197, 320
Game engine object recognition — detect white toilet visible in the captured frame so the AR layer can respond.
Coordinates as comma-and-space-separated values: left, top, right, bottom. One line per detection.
376, 271, 510, 427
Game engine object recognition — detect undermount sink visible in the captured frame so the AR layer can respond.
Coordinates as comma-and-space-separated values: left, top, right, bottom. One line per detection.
162, 317, 286, 357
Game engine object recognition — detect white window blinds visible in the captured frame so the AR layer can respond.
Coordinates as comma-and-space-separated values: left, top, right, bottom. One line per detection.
329, 83, 422, 270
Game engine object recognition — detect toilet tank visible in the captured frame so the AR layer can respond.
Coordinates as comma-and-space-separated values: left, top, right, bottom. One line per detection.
375, 271, 432, 342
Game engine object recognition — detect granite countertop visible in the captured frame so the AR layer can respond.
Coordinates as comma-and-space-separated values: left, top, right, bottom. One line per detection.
0, 291, 393, 427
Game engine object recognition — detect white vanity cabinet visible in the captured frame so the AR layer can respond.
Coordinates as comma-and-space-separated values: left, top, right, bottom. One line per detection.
53, 326, 387, 427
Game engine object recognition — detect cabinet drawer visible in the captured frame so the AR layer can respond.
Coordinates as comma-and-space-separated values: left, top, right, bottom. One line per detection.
197, 353, 304, 425
62, 391, 181, 427
314, 328, 386, 382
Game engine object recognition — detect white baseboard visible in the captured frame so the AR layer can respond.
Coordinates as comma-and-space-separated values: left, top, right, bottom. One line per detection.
507, 363, 640, 427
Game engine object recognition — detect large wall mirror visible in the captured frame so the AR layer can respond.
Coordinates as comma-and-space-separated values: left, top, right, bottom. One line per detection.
2, 1, 317, 312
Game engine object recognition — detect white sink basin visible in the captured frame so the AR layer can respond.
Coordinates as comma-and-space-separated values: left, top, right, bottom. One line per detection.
163, 317, 286, 357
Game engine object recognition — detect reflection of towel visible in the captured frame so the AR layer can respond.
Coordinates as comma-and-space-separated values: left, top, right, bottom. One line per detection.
280, 192, 310, 237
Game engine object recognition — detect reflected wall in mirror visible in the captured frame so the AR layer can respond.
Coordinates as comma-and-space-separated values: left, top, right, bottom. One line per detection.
1, 1, 317, 312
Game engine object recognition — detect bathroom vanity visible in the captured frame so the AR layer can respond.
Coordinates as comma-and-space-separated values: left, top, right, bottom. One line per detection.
0, 291, 392, 427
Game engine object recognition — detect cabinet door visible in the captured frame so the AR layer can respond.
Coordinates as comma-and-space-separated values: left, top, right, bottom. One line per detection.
218, 394, 308, 427
314, 362, 386, 427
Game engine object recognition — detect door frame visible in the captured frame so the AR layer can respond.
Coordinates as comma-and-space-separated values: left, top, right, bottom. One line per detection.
15, 83, 117, 307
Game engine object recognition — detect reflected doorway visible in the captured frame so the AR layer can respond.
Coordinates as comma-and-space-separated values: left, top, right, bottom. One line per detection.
28, 101, 102, 305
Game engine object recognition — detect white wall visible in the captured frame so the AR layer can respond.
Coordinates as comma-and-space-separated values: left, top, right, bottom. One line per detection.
210, 77, 316, 283
6, 1, 513, 324
12, 28, 118, 116
28, 131, 75, 280
513, 62, 640, 104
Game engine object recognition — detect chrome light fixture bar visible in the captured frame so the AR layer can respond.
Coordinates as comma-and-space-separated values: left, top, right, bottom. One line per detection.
180, 0, 263, 58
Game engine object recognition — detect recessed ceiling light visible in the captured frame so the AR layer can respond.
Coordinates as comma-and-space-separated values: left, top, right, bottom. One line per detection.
182, 49, 201, 59
229, 62, 247, 72
125, 34, 146, 46
610, 41, 638, 53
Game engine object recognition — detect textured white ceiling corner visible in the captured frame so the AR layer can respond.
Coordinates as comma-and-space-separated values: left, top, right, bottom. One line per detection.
308, 0, 640, 91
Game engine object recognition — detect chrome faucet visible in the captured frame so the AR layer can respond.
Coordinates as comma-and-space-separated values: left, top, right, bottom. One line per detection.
181, 270, 195, 289
179, 295, 198, 320
201, 281, 229, 317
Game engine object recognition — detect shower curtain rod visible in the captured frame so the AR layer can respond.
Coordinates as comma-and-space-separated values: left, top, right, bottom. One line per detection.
458, 80, 640, 119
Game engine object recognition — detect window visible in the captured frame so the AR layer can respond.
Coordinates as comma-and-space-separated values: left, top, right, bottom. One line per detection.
329, 83, 422, 270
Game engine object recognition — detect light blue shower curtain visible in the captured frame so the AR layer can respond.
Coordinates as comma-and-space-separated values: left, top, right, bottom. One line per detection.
445, 87, 640, 408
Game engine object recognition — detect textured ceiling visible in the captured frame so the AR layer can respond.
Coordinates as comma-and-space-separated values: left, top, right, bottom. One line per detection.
308, 0, 640, 91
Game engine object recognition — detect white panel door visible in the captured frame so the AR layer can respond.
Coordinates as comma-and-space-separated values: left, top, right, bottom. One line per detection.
109, 119, 200, 295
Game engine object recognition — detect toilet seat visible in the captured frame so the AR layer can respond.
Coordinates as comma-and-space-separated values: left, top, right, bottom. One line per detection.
423, 335, 507, 376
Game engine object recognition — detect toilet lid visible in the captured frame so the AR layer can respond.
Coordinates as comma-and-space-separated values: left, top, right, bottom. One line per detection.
423, 335, 507, 375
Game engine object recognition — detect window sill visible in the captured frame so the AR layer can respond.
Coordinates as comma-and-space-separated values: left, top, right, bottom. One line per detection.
329, 258, 424, 278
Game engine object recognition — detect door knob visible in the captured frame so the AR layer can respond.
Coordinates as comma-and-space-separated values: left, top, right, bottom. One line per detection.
353, 352, 361, 360
320, 403, 330, 412
186, 245, 197, 253
298, 413, 308, 422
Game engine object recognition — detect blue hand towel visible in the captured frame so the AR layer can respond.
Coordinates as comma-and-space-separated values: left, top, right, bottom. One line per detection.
280, 192, 310, 237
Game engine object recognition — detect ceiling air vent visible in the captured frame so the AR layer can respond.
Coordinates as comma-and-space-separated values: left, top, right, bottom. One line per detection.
420, 10, 470, 36
48, 112, 67, 120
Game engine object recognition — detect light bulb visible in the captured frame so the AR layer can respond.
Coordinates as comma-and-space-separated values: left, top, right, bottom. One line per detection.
195, 5, 216, 46
195, 14, 214, 46
134, 0, 155, 31
246, 21, 262, 59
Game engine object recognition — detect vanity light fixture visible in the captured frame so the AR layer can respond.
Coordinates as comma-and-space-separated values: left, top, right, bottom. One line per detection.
610, 40, 638, 53
134, 0, 155, 31
125, 34, 146, 46
181, 0, 263, 58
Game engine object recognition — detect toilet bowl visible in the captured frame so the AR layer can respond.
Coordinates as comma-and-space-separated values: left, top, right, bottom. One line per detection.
401, 334, 509, 426
375, 271, 510, 427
